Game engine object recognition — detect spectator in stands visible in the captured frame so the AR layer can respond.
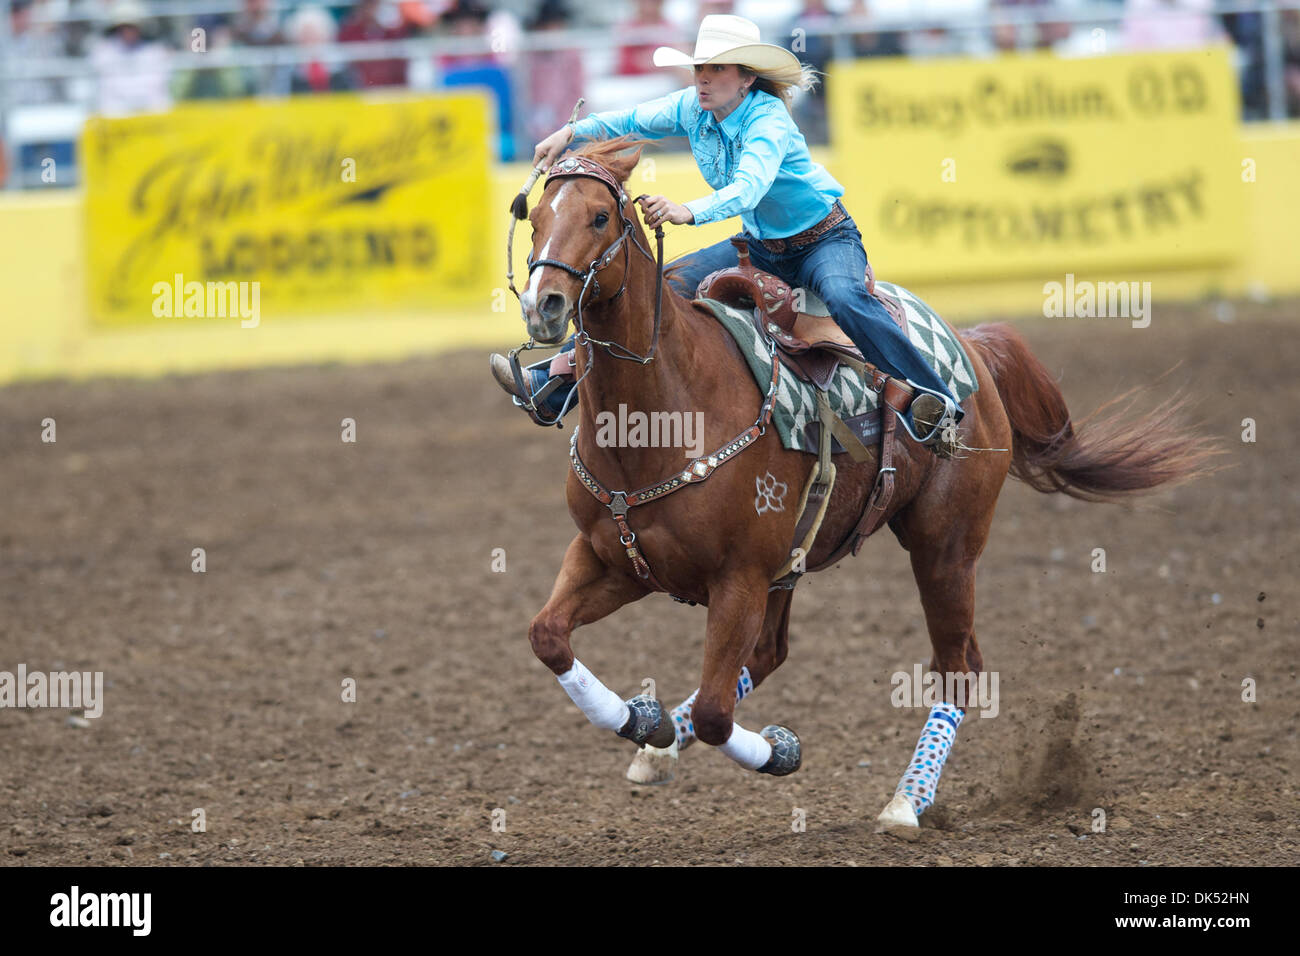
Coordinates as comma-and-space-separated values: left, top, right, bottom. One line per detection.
1222, 10, 1266, 119
61, 0, 98, 58
227, 0, 283, 95
785, 0, 834, 145
232, 0, 283, 46
398, 1, 439, 37
990, 0, 1070, 52
437, 0, 496, 70
522, 0, 585, 150
781, 0, 902, 145
226, 0, 282, 96
1123, 0, 1225, 51
787, 0, 834, 73
178, 16, 253, 100
9, 0, 66, 105
487, 2, 524, 69
846, 0, 904, 60
438, 0, 514, 159
1285, 10, 1300, 117
339, 0, 410, 88
616, 0, 682, 76
286, 4, 356, 93
89, 0, 172, 116
990, 0, 1023, 51
398, 2, 440, 87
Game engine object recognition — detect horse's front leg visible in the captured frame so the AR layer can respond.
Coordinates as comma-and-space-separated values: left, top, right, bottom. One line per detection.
626, 586, 791, 784
691, 574, 802, 775
529, 534, 675, 748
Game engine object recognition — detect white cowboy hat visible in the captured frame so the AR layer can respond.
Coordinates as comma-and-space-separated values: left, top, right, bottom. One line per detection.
653, 14, 805, 86
105, 0, 148, 29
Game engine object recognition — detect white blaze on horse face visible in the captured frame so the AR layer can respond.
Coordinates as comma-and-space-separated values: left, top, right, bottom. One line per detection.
549, 181, 571, 216
520, 236, 551, 318
521, 182, 577, 326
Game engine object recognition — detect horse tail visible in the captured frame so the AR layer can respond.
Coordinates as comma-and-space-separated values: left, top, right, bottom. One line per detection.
959, 322, 1220, 502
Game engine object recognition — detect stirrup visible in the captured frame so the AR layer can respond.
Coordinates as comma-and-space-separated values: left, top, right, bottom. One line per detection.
499, 348, 578, 428
895, 381, 962, 458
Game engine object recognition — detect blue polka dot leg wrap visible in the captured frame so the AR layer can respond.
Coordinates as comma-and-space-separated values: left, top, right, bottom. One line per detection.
670, 666, 754, 749
895, 701, 964, 816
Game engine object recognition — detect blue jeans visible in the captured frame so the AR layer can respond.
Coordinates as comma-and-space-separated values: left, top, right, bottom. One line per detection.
668, 212, 961, 408
529, 207, 961, 420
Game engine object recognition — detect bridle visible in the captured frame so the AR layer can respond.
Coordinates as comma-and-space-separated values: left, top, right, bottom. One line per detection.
502, 150, 781, 602
505, 154, 666, 425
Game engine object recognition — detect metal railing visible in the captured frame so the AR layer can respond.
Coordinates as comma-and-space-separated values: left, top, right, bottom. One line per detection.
2, 1, 1297, 189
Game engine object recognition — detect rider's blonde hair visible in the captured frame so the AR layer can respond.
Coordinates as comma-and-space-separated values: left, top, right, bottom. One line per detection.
738, 63, 822, 115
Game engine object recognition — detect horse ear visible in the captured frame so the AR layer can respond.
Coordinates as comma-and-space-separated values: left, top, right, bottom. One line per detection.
609, 137, 648, 184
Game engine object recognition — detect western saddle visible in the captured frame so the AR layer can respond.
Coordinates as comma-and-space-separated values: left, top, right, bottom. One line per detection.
695, 237, 918, 589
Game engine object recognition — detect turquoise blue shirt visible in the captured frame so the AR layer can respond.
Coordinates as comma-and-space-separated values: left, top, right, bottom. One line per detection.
570, 86, 844, 240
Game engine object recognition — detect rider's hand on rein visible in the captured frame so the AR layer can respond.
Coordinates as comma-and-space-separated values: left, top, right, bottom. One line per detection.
638, 195, 694, 227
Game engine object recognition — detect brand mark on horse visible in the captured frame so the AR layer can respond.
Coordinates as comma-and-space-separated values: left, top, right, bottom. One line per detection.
754, 472, 788, 515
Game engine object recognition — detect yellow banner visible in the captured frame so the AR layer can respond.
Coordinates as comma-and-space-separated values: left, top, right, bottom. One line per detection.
828, 48, 1243, 282
83, 92, 492, 327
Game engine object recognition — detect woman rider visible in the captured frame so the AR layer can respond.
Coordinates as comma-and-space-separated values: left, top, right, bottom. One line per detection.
489, 14, 963, 455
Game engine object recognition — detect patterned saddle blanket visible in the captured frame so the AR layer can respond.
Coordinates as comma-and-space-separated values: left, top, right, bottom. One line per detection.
696, 281, 980, 454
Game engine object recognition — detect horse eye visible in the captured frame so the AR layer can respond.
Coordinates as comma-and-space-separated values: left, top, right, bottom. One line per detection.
594, 212, 609, 228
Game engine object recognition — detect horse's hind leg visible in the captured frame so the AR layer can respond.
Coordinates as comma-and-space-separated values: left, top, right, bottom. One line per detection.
627, 588, 793, 784
876, 497, 998, 830
529, 535, 674, 749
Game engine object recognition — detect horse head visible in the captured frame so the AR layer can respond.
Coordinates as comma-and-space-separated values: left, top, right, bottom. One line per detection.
521, 137, 650, 345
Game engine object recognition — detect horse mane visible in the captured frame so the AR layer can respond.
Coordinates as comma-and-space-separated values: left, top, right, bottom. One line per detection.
569, 134, 649, 184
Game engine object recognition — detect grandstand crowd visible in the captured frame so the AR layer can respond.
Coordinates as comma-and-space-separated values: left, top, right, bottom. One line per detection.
3, 0, 1298, 184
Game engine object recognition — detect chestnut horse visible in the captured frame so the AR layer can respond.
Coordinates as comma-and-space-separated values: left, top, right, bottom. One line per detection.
513, 136, 1214, 828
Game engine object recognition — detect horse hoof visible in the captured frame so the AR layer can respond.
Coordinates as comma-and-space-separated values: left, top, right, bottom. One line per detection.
756, 725, 801, 776
616, 695, 674, 748
626, 737, 678, 785
875, 792, 919, 832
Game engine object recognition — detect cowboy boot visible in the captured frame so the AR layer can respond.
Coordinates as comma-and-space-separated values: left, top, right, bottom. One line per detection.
488, 353, 578, 425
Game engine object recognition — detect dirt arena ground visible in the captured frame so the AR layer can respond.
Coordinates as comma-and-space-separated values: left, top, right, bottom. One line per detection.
2, 301, 1297, 867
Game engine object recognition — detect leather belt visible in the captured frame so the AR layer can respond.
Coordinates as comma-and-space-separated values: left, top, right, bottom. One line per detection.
759, 200, 848, 254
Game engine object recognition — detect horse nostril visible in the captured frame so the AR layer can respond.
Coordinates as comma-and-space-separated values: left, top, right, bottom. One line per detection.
539, 292, 568, 321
